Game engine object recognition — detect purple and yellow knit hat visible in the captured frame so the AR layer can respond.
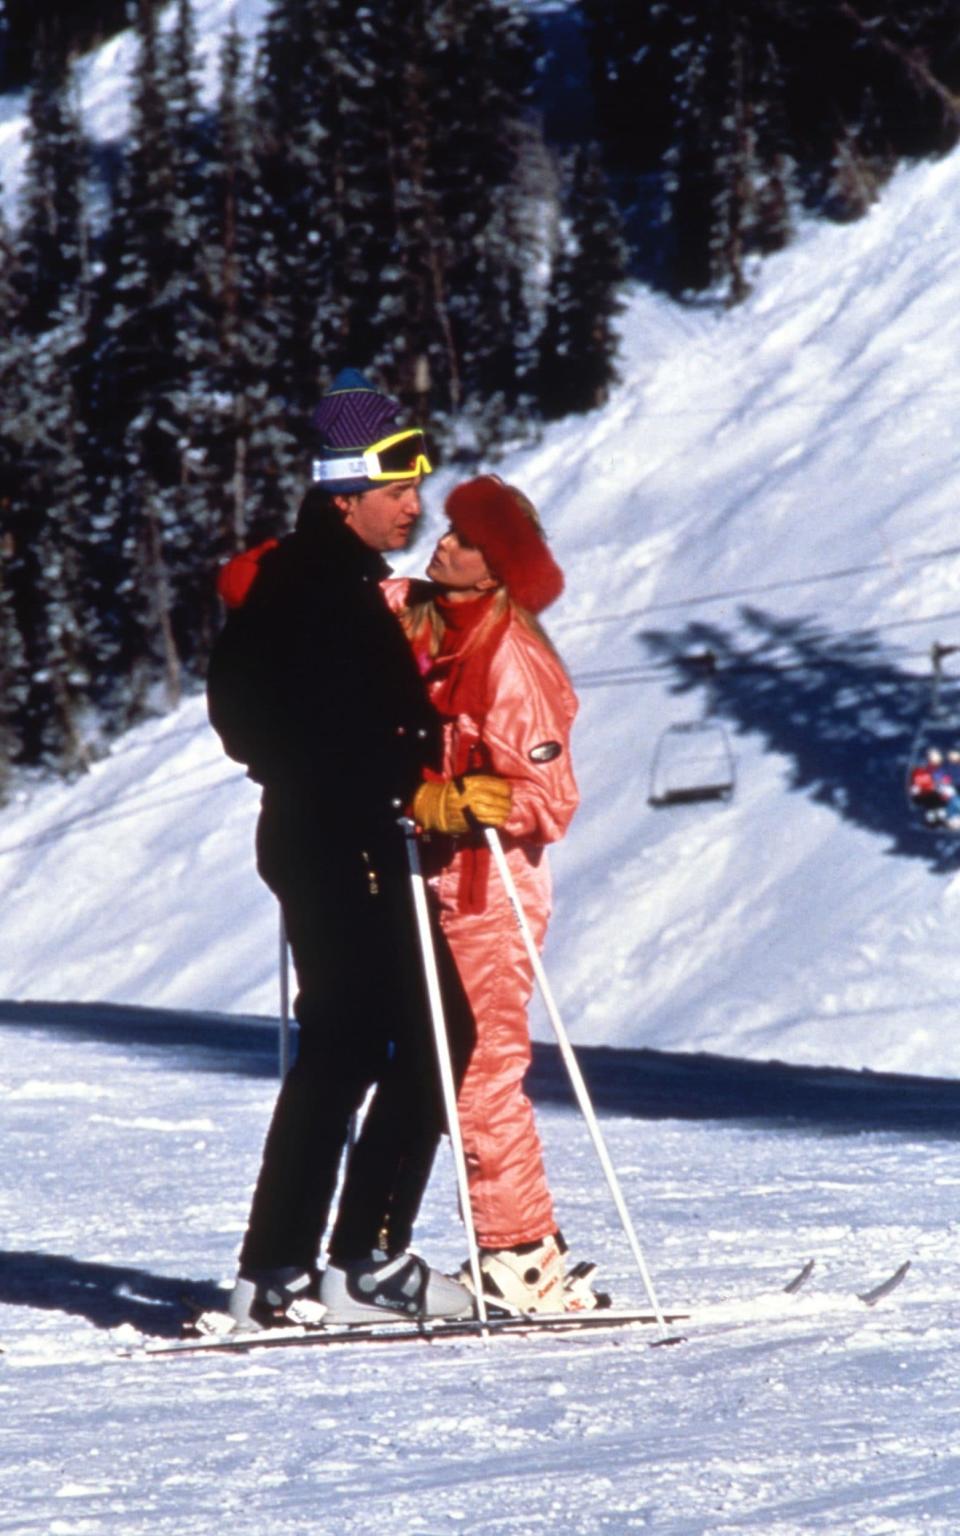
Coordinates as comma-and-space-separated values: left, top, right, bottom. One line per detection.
311, 369, 431, 494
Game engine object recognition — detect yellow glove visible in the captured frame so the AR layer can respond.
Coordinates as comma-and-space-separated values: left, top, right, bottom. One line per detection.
412, 775, 512, 834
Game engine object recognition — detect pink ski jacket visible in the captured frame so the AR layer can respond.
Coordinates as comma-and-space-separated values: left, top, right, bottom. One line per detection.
383, 578, 579, 1247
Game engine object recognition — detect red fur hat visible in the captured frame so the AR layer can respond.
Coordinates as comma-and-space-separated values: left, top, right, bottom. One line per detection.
444, 476, 564, 614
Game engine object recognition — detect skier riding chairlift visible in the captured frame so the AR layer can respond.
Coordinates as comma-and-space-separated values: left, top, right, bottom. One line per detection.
648, 650, 736, 809
906, 641, 960, 834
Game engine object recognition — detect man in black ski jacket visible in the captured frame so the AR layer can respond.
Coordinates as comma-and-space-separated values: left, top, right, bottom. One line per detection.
206, 370, 478, 1327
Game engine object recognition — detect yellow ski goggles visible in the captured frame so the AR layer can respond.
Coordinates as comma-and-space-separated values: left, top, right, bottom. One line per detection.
312, 429, 433, 485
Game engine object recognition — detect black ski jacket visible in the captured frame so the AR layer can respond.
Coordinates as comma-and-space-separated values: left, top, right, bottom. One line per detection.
206, 491, 439, 894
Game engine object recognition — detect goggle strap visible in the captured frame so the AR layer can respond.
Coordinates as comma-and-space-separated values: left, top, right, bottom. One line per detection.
312, 457, 367, 483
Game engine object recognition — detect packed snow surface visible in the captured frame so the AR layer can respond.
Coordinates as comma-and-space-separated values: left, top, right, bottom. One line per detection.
3, 1009, 959, 1535
3, 8, 960, 1531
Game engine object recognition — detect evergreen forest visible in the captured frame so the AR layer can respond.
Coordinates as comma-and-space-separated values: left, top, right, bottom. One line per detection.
0, 0, 957, 794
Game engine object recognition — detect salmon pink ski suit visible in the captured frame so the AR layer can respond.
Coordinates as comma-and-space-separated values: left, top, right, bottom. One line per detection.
384, 578, 579, 1248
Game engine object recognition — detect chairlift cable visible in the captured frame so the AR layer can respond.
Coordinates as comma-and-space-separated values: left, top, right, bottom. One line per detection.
572, 636, 960, 692
555, 541, 960, 631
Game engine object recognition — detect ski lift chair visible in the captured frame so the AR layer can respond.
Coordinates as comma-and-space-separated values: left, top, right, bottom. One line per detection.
649, 650, 736, 809
906, 642, 960, 835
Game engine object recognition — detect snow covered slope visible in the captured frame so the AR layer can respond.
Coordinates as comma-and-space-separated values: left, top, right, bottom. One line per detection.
530, 149, 960, 1077
3, 9, 960, 1077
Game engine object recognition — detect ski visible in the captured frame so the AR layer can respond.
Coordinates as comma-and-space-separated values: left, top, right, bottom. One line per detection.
783, 1257, 816, 1294
691, 1256, 913, 1340
857, 1259, 911, 1307
781, 1256, 909, 1308
137, 1305, 691, 1359
126, 1259, 909, 1360
791, 1258, 911, 1309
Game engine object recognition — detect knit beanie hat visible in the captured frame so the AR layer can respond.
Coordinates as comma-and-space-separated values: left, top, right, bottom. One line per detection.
444, 476, 564, 614
312, 368, 426, 494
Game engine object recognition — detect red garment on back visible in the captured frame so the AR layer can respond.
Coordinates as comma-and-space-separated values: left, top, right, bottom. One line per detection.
216, 540, 279, 608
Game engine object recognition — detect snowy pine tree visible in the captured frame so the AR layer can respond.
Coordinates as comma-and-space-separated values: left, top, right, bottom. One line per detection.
85, 0, 179, 712
581, 0, 676, 176
749, 40, 796, 257
0, 498, 28, 797
588, 0, 958, 302
206, 18, 300, 562
86, 0, 221, 710
252, 0, 350, 428
663, 6, 717, 297
707, 15, 755, 305
5, 336, 93, 774
248, 0, 547, 454
537, 146, 627, 420
2, 40, 95, 773
154, 0, 241, 666
354, 0, 452, 419
824, 88, 893, 223
15, 27, 88, 334
421, 0, 542, 451
0, 198, 28, 794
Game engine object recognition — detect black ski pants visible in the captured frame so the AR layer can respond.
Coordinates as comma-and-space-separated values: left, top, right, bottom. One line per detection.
239, 838, 474, 1274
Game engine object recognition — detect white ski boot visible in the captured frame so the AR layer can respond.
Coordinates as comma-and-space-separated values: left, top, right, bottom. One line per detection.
462, 1233, 566, 1315
319, 1249, 474, 1323
225, 1266, 327, 1331
562, 1259, 611, 1312
460, 1235, 611, 1315
190, 1266, 327, 1336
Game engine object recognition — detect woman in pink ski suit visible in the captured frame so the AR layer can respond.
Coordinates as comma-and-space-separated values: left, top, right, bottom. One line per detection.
384, 474, 585, 1313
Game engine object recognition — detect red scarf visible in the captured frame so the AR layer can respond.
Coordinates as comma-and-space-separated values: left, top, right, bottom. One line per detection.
423, 593, 510, 912
427, 593, 508, 723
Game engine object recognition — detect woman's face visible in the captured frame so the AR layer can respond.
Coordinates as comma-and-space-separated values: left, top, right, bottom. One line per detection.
426, 527, 497, 597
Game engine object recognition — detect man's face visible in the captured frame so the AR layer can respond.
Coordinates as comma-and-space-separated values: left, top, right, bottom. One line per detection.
337, 479, 424, 552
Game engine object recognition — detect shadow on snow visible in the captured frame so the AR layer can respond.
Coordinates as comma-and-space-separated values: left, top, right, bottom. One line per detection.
0, 997, 280, 1076
641, 609, 960, 870
529, 1043, 960, 1139
3, 1000, 959, 1332
2, 998, 959, 1139
0, 1251, 222, 1338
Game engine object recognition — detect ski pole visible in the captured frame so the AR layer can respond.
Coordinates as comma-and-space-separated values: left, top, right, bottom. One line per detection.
399, 817, 489, 1330
278, 907, 292, 1079
484, 827, 672, 1340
